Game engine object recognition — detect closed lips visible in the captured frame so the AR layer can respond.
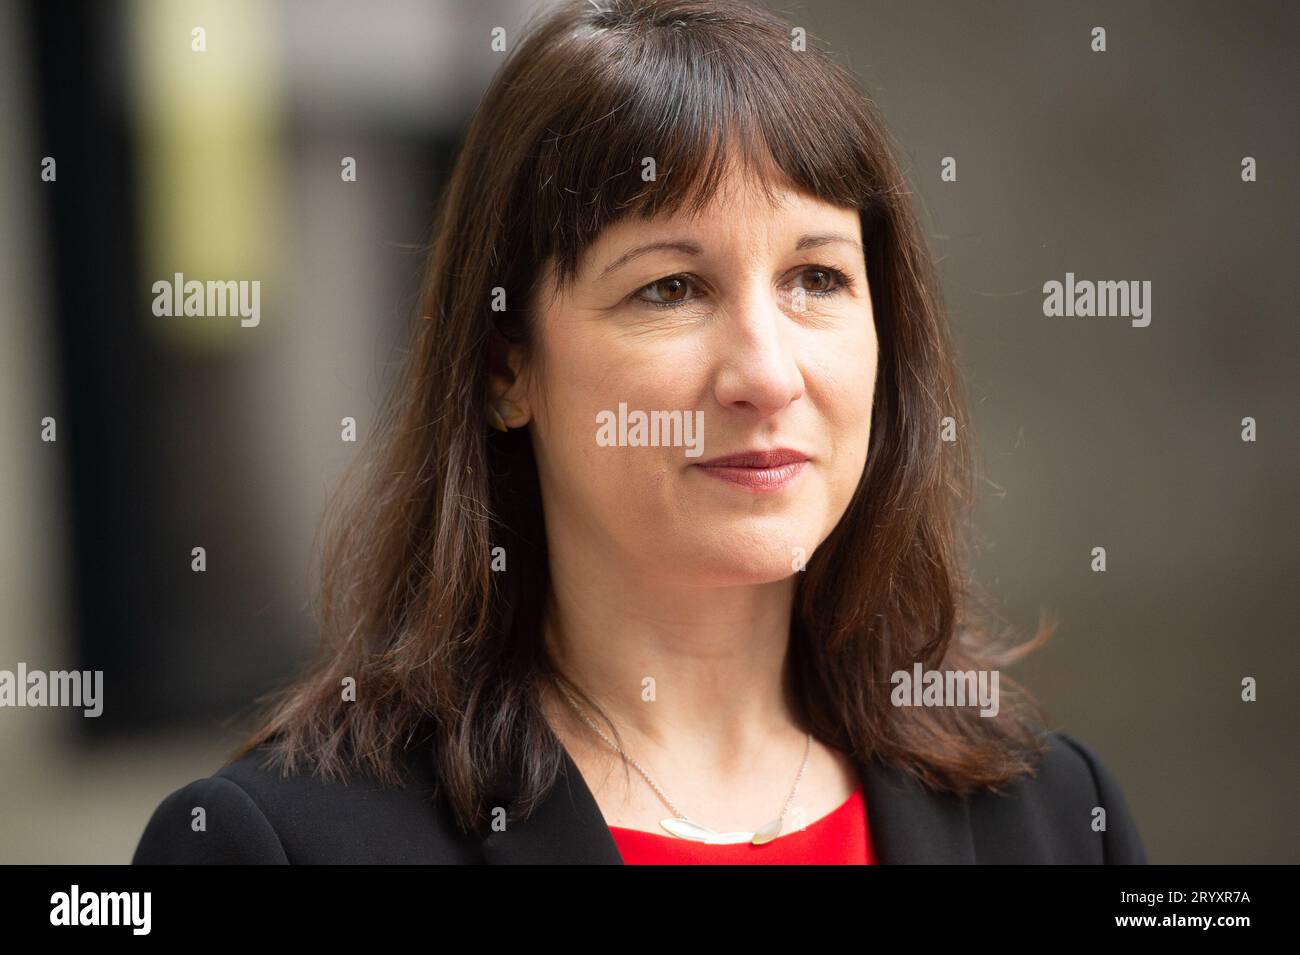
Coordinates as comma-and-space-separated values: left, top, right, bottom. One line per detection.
692, 449, 810, 492
695, 449, 809, 468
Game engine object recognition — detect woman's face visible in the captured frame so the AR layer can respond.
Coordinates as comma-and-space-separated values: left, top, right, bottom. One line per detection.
511, 169, 878, 588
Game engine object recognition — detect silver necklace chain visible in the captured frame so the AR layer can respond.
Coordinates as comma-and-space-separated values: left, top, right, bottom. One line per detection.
557, 681, 812, 832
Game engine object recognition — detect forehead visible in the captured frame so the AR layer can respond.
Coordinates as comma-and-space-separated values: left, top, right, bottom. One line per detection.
582, 172, 860, 267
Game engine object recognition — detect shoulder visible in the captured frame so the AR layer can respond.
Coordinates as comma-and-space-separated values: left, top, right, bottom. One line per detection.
965, 729, 1148, 863
131, 742, 483, 864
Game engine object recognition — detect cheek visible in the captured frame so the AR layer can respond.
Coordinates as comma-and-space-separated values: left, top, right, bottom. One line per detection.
811, 324, 878, 475
530, 324, 700, 518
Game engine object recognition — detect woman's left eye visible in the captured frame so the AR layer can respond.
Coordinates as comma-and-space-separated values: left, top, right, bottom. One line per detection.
632, 266, 853, 310
793, 266, 853, 296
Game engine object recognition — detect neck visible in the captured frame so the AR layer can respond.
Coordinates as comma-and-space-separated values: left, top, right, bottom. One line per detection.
540, 540, 805, 783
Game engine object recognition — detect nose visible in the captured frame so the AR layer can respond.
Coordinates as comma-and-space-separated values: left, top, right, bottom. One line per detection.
711, 288, 806, 416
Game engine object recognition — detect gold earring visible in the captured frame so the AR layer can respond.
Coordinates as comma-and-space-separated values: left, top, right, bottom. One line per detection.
487, 397, 523, 432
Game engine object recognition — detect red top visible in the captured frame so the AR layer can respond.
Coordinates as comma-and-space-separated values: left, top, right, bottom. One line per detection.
608, 784, 875, 864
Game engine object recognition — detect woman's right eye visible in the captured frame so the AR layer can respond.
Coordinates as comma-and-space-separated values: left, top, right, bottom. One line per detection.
633, 274, 697, 309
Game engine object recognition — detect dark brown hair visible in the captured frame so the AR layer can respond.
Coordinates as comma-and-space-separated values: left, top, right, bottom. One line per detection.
231, 0, 1054, 834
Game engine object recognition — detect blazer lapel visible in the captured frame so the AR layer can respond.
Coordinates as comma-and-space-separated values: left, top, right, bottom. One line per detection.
479, 745, 977, 864
859, 754, 977, 863
480, 746, 625, 864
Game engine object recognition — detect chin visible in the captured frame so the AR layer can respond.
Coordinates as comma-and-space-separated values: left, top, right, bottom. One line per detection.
659, 527, 819, 588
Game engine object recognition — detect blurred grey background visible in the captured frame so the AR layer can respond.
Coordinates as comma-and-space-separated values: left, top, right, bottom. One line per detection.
0, 0, 1295, 863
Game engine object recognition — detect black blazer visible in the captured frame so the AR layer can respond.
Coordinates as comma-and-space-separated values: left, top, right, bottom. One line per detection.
131, 729, 1147, 864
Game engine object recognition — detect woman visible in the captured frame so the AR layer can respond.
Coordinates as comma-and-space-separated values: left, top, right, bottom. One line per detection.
133, 0, 1146, 864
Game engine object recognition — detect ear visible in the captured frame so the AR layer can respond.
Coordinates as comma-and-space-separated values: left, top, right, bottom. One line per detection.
486, 332, 530, 428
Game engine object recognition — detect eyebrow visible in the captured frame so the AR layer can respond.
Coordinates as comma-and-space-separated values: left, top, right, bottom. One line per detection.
595, 232, 864, 280
795, 231, 863, 254
596, 240, 703, 280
